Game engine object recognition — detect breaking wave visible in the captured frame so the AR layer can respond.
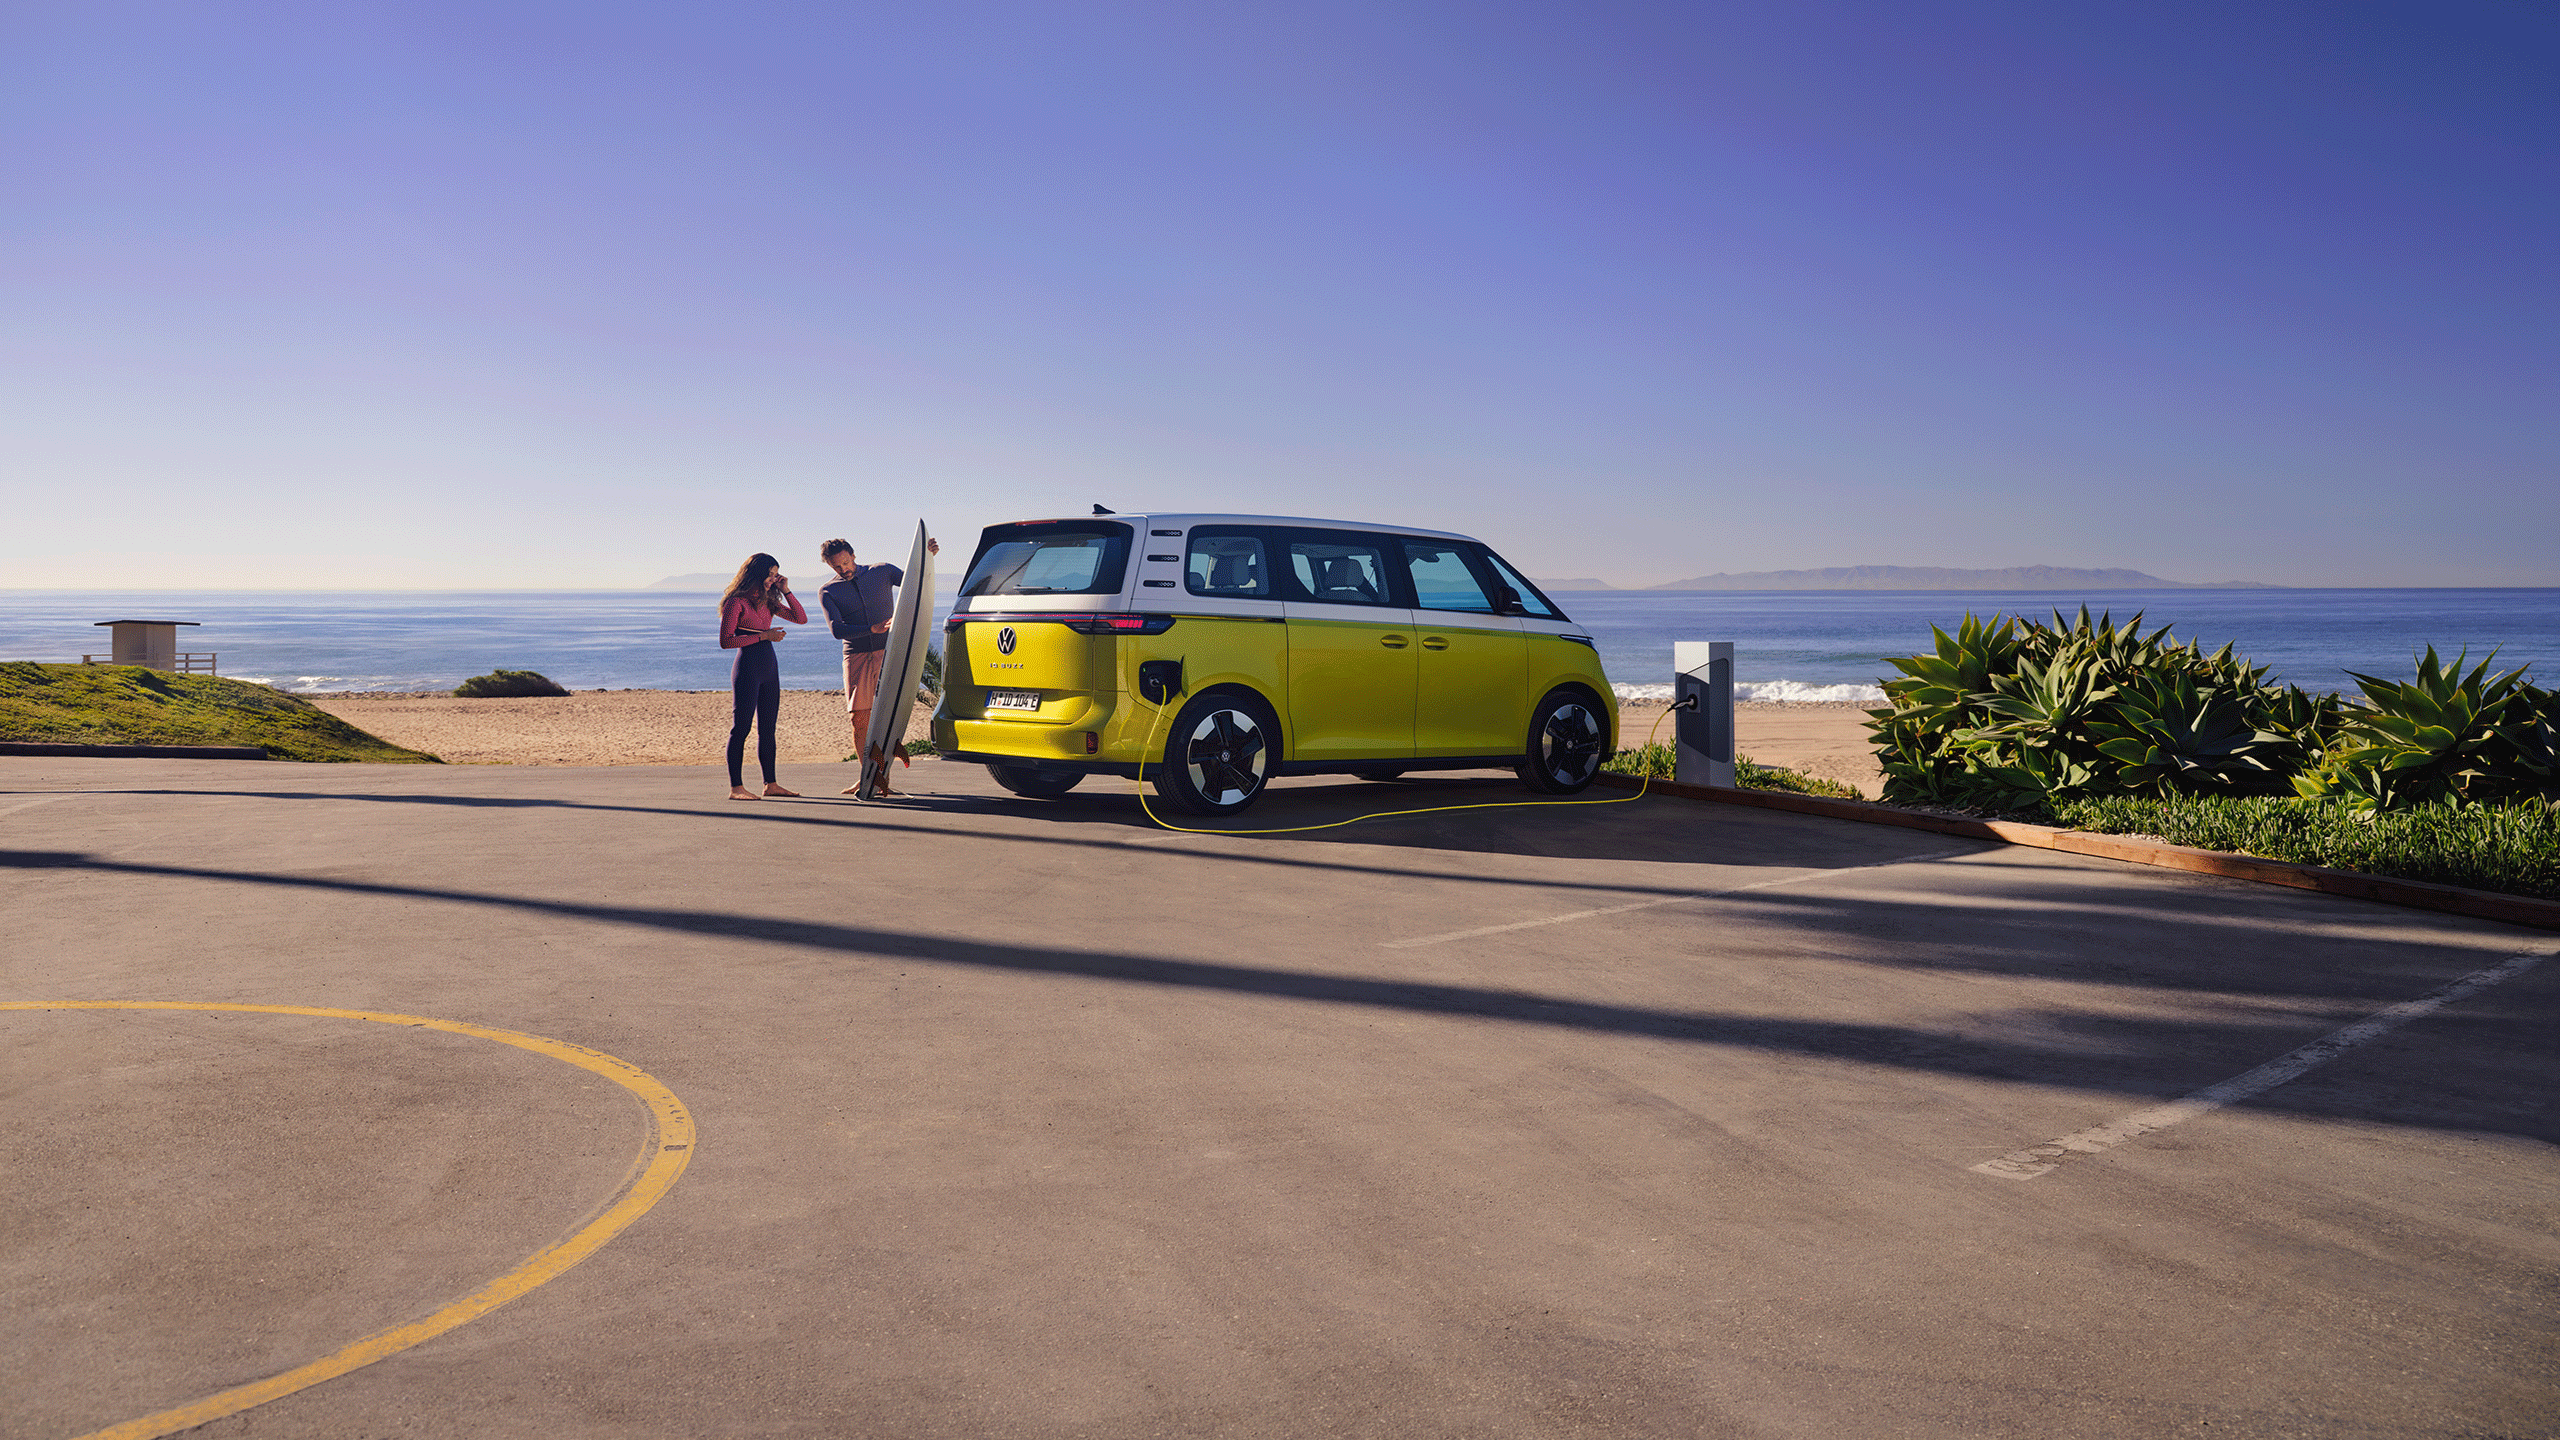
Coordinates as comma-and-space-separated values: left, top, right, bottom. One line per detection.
231, 675, 440, 694
1613, 680, 1885, 704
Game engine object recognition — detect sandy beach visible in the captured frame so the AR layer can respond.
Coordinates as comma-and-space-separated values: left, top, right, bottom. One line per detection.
311, 690, 938, 769
1617, 698, 1882, 793
313, 691, 1882, 790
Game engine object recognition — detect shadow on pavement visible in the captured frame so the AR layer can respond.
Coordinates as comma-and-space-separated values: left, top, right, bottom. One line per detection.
5, 847, 2550, 1146
70, 785, 1919, 903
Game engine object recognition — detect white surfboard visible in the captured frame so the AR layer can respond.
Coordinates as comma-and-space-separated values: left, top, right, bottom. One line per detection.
856, 520, 934, 800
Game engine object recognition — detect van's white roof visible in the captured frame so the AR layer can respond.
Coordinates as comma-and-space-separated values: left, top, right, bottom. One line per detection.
998, 513, 1478, 543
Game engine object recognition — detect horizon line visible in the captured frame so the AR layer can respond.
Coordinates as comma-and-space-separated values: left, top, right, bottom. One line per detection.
7, 584, 2560, 594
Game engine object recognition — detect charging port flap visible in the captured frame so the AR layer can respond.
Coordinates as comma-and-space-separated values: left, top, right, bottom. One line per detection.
1138, 659, 1184, 705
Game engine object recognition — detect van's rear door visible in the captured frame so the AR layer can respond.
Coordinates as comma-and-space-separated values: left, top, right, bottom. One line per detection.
946, 520, 1135, 720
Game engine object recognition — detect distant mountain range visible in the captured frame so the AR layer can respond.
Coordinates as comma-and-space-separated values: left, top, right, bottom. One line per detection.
1535, 566, 2277, 592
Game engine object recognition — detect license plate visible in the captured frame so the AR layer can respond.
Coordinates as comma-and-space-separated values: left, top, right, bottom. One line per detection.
986, 689, 1042, 711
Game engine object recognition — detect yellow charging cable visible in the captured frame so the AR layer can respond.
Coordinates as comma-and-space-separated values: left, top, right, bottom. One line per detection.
1130, 692, 1680, 836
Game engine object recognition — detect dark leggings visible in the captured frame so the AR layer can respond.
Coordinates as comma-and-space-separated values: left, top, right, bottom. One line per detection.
727, 642, 780, 786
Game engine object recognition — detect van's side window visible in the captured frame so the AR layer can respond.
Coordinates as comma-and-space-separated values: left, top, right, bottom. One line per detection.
1282, 538, 1393, 606
1186, 533, 1270, 598
1402, 541, 1497, 613
1475, 548, 1565, 619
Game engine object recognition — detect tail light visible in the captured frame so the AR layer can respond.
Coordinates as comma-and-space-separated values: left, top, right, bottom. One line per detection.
1063, 614, 1175, 635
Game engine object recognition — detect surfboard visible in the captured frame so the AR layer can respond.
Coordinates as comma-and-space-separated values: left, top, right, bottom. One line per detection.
856, 520, 935, 800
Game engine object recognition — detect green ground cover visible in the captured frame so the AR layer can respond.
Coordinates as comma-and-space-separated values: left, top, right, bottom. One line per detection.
1603, 742, 1863, 800
2053, 793, 2559, 901
0, 662, 439, 763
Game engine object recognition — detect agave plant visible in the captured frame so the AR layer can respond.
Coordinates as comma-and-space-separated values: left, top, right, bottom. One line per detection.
1875, 618, 2554, 818
2295, 648, 2539, 809
1876, 613, 2021, 721
2293, 650, 2560, 811
2086, 670, 2292, 795
1974, 645, 2116, 750
2020, 607, 2171, 678
2497, 683, 2560, 792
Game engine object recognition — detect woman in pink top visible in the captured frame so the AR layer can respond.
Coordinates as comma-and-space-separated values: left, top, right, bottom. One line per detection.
719, 552, 808, 800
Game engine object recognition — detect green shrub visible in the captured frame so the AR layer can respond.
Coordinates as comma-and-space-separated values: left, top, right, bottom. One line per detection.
1603, 742, 1863, 800
1738, 757, 1862, 800
453, 669, 570, 698
1864, 609, 2553, 816
2053, 793, 2560, 901
1604, 742, 1674, 778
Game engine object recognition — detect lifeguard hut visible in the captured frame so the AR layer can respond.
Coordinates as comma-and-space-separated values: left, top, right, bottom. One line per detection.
86, 620, 216, 675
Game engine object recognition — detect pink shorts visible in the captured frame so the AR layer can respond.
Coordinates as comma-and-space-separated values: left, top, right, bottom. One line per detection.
842, 649, 884, 712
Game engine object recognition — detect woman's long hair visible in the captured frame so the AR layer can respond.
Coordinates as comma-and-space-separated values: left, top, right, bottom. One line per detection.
722, 553, 786, 610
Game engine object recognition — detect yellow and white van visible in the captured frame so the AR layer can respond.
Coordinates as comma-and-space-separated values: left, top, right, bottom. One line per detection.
933, 513, 1616, 814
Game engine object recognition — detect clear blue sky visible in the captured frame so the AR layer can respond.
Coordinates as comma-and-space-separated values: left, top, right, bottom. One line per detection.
4, 2, 2552, 588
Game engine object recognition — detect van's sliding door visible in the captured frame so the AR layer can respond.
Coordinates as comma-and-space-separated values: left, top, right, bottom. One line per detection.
1274, 532, 1416, 762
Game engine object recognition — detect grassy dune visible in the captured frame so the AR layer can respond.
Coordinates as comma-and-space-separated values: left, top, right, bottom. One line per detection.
0, 663, 439, 763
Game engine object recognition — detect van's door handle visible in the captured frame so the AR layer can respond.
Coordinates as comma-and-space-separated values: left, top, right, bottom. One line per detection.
1379, 634, 1409, 649
1420, 636, 1448, 650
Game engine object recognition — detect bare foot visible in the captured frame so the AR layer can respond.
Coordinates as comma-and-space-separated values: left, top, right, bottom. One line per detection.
728, 786, 758, 801
763, 783, 800, 798
838, 784, 864, 796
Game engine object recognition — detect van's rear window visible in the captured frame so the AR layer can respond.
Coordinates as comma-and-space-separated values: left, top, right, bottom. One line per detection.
959, 523, 1132, 597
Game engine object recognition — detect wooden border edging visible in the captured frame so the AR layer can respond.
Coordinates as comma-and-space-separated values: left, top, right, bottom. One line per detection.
0, 742, 268, 760
1593, 773, 2560, 933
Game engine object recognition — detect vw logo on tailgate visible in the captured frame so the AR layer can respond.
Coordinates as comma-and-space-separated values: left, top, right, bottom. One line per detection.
996, 626, 1017, 655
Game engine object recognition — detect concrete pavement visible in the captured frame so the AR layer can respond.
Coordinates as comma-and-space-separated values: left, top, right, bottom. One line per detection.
4, 756, 2554, 1438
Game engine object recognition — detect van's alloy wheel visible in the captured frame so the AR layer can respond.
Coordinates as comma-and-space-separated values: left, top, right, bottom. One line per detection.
1517, 691, 1604, 794
1153, 693, 1276, 815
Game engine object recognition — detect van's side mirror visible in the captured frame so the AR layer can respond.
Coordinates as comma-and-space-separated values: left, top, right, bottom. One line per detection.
1493, 584, 1523, 614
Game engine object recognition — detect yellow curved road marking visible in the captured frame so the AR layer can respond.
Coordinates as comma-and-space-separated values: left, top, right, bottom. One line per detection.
1, 1001, 694, 1440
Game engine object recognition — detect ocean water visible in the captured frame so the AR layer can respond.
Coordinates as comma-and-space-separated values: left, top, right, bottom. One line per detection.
4, 588, 2554, 702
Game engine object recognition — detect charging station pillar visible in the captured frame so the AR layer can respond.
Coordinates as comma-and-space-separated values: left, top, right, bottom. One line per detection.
1672, 641, 1734, 788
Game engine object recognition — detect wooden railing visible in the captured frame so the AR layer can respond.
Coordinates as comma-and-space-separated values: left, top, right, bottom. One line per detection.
80, 653, 218, 675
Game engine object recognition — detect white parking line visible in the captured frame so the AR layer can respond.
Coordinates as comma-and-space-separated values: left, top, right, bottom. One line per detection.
1974, 944, 2556, 1180
1381, 846, 1986, 949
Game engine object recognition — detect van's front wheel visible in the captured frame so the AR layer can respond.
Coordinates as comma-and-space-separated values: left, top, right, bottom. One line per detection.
1151, 692, 1277, 816
1517, 690, 1606, 794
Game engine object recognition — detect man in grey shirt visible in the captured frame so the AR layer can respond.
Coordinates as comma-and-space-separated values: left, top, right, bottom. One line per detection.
819, 536, 937, 795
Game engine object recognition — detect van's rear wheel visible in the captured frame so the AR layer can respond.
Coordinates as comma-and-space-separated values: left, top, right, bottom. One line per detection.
1517, 690, 1605, 794
987, 764, 1082, 798
1152, 692, 1277, 816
